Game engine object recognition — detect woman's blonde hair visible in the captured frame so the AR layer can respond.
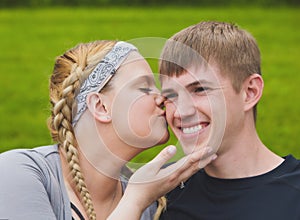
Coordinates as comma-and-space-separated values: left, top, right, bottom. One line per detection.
154, 197, 167, 220
48, 40, 167, 219
48, 40, 116, 220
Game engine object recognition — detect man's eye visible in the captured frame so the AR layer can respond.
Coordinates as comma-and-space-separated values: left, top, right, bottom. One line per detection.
139, 88, 153, 94
163, 93, 177, 100
194, 87, 209, 93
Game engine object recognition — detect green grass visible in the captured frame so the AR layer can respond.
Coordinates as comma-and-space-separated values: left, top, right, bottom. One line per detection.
0, 7, 299, 163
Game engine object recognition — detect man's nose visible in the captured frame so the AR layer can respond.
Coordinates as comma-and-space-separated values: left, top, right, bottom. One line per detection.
174, 94, 196, 118
154, 94, 166, 109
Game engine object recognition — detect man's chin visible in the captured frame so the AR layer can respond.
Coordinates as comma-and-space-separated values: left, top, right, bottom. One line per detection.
180, 141, 209, 155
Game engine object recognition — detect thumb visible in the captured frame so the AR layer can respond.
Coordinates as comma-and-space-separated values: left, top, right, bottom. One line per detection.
147, 145, 177, 171
128, 145, 177, 184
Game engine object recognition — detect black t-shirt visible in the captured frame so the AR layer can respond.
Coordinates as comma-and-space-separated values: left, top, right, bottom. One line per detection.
160, 155, 300, 220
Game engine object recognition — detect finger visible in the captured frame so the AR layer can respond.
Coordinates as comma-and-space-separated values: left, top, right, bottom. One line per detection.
198, 154, 217, 168
179, 154, 217, 183
188, 146, 213, 162
177, 147, 216, 175
160, 153, 217, 189
128, 146, 177, 184
146, 145, 177, 171
172, 146, 212, 171
159, 147, 213, 179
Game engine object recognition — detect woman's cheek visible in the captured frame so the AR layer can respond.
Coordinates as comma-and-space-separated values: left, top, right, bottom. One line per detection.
128, 97, 153, 137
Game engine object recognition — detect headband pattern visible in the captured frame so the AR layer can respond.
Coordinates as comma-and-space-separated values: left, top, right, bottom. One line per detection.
72, 41, 137, 127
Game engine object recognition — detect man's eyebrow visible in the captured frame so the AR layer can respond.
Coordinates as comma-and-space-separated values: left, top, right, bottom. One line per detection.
161, 79, 214, 94
186, 80, 212, 89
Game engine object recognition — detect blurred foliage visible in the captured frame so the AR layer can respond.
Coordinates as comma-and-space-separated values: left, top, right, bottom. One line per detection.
0, 0, 299, 7
0, 7, 299, 163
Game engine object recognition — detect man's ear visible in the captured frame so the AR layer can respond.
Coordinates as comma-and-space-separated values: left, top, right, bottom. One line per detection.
242, 73, 264, 111
86, 92, 112, 123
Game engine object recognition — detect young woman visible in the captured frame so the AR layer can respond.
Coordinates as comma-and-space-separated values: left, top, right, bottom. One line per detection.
0, 40, 216, 220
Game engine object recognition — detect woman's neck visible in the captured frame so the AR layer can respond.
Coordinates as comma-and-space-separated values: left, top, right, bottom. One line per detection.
60, 148, 124, 219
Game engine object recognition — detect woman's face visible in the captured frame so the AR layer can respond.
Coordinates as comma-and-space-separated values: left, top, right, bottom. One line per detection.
109, 52, 169, 148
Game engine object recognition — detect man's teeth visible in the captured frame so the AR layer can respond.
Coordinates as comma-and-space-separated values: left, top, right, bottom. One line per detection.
182, 125, 203, 134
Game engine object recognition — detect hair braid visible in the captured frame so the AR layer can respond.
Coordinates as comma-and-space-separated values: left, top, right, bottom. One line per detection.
48, 41, 116, 220
53, 67, 96, 219
154, 196, 167, 220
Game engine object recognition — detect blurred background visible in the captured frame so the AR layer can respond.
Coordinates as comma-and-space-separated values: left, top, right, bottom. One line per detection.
0, 0, 299, 164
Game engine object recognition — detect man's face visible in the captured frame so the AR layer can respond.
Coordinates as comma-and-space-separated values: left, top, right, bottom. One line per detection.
161, 65, 240, 155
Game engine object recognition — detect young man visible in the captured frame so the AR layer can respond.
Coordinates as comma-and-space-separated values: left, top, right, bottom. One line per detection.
159, 21, 300, 220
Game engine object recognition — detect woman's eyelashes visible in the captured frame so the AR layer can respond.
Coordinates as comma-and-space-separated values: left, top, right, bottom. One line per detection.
139, 87, 153, 94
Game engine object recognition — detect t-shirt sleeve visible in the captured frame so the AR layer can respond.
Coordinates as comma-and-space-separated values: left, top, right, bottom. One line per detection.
0, 150, 57, 220
140, 201, 158, 220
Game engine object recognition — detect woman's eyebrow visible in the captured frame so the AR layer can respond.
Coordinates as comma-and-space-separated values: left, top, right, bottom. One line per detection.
130, 75, 154, 85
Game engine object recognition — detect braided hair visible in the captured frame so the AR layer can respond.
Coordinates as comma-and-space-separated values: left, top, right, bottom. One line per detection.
48, 40, 116, 220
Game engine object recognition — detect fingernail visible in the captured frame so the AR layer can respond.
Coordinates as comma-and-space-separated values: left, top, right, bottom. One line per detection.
206, 147, 213, 154
167, 145, 177, 155
211, 154, 218, 160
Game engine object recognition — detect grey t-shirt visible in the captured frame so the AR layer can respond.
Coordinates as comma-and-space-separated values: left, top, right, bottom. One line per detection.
0, 145, 156, 220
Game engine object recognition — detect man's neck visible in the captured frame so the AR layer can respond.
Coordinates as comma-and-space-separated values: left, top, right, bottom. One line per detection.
204, 134, 284, 179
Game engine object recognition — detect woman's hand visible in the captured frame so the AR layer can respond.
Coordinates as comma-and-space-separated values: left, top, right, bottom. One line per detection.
107, 145, 217, 220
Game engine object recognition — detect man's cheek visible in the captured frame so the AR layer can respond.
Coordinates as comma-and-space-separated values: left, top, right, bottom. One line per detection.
165, 104, 174, 121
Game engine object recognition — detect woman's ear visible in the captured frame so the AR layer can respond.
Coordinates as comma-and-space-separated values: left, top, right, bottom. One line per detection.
86, 92, 112, 123
242, 73, 264, 111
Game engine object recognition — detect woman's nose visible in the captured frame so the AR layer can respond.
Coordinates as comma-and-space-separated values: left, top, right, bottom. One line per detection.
154, 94, 166, 109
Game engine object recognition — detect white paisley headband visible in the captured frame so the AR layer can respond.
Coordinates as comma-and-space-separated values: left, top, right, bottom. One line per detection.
72, 41, 137, 127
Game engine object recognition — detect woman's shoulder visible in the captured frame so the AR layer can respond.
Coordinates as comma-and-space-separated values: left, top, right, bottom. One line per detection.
0, 145, 60, 175
0, 145, 71, 219
0, 145, 58, 162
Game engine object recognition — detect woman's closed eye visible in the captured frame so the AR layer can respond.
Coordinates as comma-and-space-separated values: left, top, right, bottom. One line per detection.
139, 88, 153, 94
